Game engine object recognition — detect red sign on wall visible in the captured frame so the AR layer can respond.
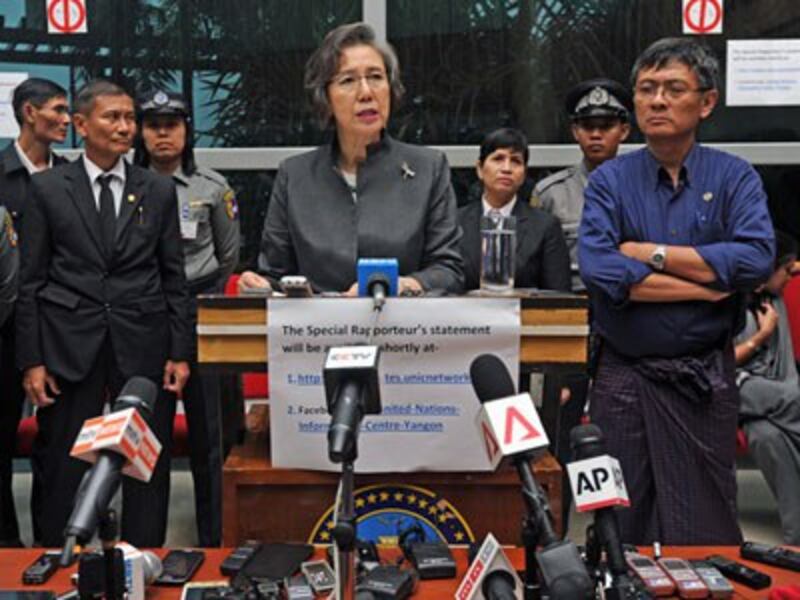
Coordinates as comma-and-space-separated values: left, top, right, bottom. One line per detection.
683, 0, 723, 35
47, 0, 88, 35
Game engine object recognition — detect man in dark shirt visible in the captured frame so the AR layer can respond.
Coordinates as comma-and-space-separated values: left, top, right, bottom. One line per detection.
578, 38, 774, 544
0, 77, 69, 546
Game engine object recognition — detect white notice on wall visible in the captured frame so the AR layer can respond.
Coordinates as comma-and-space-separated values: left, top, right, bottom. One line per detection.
268, 297, 520, 472
727, 39, 800, 106
0, 73, 28, 139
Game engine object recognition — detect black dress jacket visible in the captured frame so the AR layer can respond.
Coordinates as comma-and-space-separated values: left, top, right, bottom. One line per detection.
16, 158, 192, 381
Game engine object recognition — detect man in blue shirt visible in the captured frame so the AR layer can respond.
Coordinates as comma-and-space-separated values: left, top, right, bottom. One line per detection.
578, 38, 774, 544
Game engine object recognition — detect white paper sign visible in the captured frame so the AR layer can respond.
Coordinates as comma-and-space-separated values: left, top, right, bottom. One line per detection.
268, 297, 520, 472
0, 73, 28, 139
727, 39, 800, 106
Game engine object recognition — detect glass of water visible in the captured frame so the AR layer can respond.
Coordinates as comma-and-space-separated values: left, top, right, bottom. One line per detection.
480, 213, 516, 292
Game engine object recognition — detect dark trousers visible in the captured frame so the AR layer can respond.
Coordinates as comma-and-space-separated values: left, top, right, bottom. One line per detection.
0, 316, 24, 545
185, 277, 224, 547
551, 372, 589, 532
589, 345, 742, 545
34, 338, 175, 548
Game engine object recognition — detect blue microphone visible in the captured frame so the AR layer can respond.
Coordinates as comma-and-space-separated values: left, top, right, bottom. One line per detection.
357, 258, 399, 310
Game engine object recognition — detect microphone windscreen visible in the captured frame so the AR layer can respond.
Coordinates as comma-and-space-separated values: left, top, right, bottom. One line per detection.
142, 550, 163, 583
469, 354, 515, 404
113, 376, 158, 417
570, 423, 605, 459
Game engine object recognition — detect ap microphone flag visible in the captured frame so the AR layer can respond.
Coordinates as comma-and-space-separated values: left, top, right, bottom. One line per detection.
567, 445, 630, 512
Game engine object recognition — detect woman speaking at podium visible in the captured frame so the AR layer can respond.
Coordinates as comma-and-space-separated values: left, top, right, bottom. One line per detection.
238, 22, 463, 295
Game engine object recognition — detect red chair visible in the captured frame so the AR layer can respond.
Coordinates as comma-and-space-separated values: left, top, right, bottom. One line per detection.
782, 273, 800, 362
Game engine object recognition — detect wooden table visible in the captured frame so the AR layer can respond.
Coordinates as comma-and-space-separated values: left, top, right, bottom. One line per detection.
1, 546, 797, 598
197, 293, 590, 374
222, 431, 562, 546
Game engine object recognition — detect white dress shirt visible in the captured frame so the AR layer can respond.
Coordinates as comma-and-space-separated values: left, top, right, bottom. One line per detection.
14, 141, 52, 175
481, 195, 517, 217
82, 154, 126, 216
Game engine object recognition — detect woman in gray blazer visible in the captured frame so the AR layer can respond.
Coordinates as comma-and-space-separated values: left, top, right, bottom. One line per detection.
239, 22, 463, 295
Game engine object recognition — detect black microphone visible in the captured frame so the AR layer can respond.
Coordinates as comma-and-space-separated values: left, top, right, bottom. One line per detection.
470, 354, 558, 545
61, 377, 157, 564
323, 346, 382, 463
470, 354, 593, 599
571, 424, 638, 599
482, 570, 517, 600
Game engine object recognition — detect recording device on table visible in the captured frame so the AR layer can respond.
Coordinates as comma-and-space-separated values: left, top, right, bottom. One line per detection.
357, 258, 398, 310
156, 549, 205, 585
705, 554, 771, 590
398, 522, 456, 580
219, 540, 262, 576
656, 558, 708, 599
301, 560, 336, 595
740, 540, 800, 572
76, 545, 162, 600
280, 275, 314, 298
357, 564, 418, 599
568, 423, 640, 599
21, 551, 61, 585
624, 553, 675, 597
687, 560, 734, 599
468, 354, 593, 599
60, 377, 161, 567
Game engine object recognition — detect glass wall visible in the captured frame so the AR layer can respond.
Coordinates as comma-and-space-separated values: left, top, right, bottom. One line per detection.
387, 0, 800, 145
0, 0, 361, 147
2, 0, 799, 265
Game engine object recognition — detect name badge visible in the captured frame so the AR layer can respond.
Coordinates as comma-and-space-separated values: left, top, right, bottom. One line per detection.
180, 220, 198, 240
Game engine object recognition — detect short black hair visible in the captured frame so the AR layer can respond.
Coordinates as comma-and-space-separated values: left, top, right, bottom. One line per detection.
630, 37, 720, 91
478, 128, 529, 165
133, 111, 198, 176
12, 77, 67, 125
775, 230, 798, 269
74, 79, 130, 116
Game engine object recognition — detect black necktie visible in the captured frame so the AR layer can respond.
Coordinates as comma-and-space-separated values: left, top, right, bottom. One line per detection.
98, 175, 116, 258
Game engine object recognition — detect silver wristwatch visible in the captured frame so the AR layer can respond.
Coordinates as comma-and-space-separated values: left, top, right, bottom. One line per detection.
648, 244, 667, 271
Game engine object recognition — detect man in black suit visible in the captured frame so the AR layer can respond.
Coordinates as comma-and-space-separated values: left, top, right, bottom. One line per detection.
0, 77, 70, 547
459, 128, 571, 293
16, 80, 191, 548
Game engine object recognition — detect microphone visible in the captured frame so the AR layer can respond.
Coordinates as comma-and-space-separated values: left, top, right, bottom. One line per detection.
569, 424, 637, 599
455, 533, 522, 600
323, 345, 382, 463
61, 377, 160, 563
116, 542, 163, 600
357, 258, 398, 310
470, 354, 593, 599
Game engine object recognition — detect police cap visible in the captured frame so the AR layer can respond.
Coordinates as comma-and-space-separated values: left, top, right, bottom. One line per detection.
138, 90, 189, 118
565, 78, 632, 122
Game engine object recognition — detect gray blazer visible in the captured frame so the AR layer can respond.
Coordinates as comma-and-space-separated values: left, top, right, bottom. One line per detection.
257, 134, 464, 293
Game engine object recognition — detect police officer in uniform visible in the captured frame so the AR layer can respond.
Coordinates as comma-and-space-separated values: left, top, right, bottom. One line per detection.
0, 77, 70, 546
532, 78, 632, 292
531, 79, 631, 531
134, 90, 240, 546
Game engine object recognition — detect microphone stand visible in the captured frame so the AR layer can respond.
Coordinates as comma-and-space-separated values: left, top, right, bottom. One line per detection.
99, 508, 122, 600
515, 457, 555, 600
333, 459, 357, 600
